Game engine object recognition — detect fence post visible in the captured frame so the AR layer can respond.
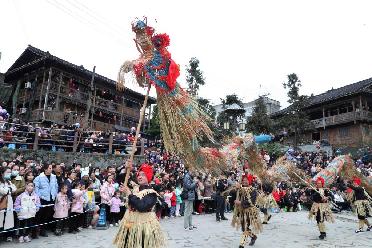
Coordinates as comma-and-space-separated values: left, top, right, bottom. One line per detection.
109, 133, 113, 154
33, 129, 40, 151
73, 131, 78, 152
140, 138, 144, 156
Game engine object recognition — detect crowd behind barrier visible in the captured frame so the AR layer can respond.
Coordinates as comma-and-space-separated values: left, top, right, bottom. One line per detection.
0, 120, 371, 244
0, 121, 145, 155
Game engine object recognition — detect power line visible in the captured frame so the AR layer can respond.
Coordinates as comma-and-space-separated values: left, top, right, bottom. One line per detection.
45, 0, 131, 47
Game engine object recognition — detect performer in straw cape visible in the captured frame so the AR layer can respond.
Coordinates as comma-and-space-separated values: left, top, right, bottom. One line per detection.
232, 174, 262, 247
114, 163, 166, 248
347, 177, 372, 233
308, 177, 334, 240
256, 181, 277, 224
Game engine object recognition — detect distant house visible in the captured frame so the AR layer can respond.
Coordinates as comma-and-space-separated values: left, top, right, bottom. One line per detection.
214, 96, 281, 119
3, 45, 155, 131
273, 78, 372, 148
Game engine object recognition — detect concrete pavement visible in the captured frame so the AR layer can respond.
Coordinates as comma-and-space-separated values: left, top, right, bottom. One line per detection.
1, 211, 371, 248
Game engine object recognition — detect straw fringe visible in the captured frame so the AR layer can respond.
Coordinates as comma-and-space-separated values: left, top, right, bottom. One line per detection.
113, 211, 166, 248
308, 202, 335, 223
354, 200, 372, 217
231, 187, 263, 235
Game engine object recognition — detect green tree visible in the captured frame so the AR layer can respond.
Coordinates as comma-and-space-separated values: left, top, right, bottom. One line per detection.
146, 105, 161, 138
186, 57, 205, 97
247, 96, 273, 134
197, 97, 216, 120
280, 73, 311, 148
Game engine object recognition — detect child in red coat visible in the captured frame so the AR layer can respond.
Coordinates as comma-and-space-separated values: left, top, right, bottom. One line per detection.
170, 187, 177, 217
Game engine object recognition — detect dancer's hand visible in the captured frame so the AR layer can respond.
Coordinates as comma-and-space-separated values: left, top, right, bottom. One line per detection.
234, 200, 241, 205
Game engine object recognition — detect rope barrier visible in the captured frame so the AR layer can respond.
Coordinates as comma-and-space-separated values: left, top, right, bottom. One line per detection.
0, 203, 103, 234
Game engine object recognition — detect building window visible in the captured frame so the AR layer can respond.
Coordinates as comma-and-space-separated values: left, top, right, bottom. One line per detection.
339, 127, 349, 137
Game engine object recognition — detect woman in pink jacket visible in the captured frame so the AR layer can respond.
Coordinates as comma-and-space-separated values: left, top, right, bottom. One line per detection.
69, 181, 85, 233
53, 184, 70, 236
100, 175, 115, 225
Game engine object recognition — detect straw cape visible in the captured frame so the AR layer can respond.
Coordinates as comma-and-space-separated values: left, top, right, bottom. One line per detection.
113, 188, 166, 248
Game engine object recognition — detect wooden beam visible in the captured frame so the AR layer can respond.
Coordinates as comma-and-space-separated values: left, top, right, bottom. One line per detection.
55, 72, 63, 110
38, 69, 46, 109
42, 68, 53, 121
12, 80, 22, 117
84, 66, 96, 129
352, 100, 356, 124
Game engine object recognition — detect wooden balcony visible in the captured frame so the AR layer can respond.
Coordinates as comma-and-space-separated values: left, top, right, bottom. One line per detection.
311, 110, 372, 128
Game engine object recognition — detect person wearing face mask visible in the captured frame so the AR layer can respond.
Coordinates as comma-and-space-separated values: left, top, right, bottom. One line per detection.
0, 167, 17, 242
11, 165, 26, 200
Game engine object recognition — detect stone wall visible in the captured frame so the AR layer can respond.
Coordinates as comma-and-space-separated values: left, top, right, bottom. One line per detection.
0, 148, 145, 168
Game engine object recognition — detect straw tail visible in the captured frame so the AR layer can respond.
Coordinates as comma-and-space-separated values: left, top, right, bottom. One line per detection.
157, 85, 215, 170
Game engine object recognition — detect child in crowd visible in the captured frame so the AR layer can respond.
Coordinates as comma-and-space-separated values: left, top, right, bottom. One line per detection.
100, 175, 115, 225
14, 182, 41, 243
175, 184, 183, 217
164, 188, 173, 218
110, 191, 123, 227
69, 181, 85, 234
170, 187, 177, 218
83, 181, 96, 228
53, 184, 70, 236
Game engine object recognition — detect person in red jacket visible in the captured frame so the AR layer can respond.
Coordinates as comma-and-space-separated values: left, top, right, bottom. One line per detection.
170, 187, 177, 217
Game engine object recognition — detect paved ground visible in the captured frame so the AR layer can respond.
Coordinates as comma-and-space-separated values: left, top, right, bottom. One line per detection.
1, 211, 371, 248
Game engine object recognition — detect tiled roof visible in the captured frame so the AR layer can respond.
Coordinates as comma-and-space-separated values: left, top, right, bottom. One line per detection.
307, 77, 372, 107
272, 77, 372, 116
6, 45, 156, 103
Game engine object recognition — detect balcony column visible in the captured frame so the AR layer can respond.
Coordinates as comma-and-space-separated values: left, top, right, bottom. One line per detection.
55, 72, 63, 111
42, 68, 53, 121
38, 69, 46, 109
352, 100, 356, 124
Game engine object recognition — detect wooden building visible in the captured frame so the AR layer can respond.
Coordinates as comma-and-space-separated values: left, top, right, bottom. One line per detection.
273, 78, 372, 148
3, 45, 155, 131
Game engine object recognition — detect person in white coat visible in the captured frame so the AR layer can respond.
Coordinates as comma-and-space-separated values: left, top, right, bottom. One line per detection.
0, 167, 17, 242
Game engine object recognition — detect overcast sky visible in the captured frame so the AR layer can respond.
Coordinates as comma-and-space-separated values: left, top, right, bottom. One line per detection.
1, 0, 372, 108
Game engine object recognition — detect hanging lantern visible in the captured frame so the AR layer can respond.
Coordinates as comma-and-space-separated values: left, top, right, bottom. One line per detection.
99, 111, 103, 117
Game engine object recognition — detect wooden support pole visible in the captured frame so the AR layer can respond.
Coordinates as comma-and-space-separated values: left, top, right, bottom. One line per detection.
72, 131, 79, 152
123, 86, 151, 187
42, 68, 53, 121
322, 107, 325, 130
120, 96, 125, 126
352, 100, 356, 124
38, 69, 46, 109
33, 129, 40, 151
109, 133, 113, 154
55, 72, 63, 110
84, 66, 96, 129
12, 80, 22, 118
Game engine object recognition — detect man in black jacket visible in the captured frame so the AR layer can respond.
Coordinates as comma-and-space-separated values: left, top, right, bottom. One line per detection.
215, 174, 228, 221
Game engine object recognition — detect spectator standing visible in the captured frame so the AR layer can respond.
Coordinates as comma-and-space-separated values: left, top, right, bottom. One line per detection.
110, 191, 123, 227
183, 168, 198, 231
13, 182, 41, 243
53, 184, 69, 236
33, 164, 58, 237
100, 175, 115, 226
0, 167, 17, 242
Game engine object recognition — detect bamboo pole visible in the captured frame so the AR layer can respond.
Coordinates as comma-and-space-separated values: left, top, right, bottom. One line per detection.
123, 85, 151, 187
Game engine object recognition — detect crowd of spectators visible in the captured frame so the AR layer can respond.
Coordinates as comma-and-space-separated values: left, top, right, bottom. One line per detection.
0, 120, 143, 154
0, 119, 371, 244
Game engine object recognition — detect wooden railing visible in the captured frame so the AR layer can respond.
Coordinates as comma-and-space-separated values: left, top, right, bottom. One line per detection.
0, 121, 144, 155
311, 110, 372, 128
